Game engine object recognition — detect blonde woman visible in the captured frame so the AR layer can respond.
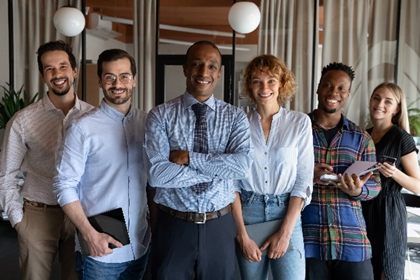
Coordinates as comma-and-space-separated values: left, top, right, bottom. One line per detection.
232, 55, 313, 280
362, 83, 420, 280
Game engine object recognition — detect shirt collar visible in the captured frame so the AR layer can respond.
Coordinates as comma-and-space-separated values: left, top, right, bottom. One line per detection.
252, 107, 283, 120
181, 91, 216, 111
42, 92, 82, 112
308, 110, 349, 131
99, 99, 133, 121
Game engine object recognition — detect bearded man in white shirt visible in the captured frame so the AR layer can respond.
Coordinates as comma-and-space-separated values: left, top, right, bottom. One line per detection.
0, 40, 94, 280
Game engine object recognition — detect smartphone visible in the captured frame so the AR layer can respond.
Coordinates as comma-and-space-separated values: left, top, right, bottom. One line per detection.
379, 155, 397, 164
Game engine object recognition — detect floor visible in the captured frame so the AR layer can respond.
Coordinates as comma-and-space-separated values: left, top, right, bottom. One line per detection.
1, 218, 420, 280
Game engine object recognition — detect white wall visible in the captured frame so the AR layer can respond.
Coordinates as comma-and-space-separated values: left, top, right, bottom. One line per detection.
86, 33, 133, 61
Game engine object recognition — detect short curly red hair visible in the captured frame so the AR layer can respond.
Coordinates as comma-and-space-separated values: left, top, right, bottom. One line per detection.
242, 55, 297, 105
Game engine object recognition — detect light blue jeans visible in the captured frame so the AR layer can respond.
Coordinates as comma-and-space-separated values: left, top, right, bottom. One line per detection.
237, 190, 305, 280
75, 246, 150, 280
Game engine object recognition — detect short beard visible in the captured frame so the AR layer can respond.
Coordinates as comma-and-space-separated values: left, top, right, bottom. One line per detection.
322, 107, 337, 114
51, 87, 71, 96
103, 88, 132, 105
51, 79, 72, 96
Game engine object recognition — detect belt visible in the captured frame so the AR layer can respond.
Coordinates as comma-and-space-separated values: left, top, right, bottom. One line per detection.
23, 198, 61, 209
158, 204, 232, 224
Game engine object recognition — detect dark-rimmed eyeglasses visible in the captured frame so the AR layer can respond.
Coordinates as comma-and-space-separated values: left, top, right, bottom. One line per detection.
102, 74, 132, 85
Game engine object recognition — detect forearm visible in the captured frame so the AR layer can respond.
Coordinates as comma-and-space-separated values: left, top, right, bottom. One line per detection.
147, 158, 212, 187
61, 201, 95, 238
392, 169, 420, 194
278, 196, 304, 237
231, 192, 248, 239
190, 151, 252, 180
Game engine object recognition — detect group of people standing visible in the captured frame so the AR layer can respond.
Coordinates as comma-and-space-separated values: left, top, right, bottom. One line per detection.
0, 39, 419, 280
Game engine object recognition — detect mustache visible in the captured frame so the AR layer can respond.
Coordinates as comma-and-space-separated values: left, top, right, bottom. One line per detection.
108, 87, 126, 91
51, 77, 68, 83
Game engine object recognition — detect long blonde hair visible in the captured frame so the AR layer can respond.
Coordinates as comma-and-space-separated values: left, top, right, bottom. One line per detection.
370, 82, 410, 133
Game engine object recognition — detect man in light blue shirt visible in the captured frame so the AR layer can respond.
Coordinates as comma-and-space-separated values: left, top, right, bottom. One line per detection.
145, 41, 252, 279
53, 49, 151, 279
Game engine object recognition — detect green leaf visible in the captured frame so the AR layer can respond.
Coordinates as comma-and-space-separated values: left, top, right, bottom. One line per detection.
0, 83, 40, 129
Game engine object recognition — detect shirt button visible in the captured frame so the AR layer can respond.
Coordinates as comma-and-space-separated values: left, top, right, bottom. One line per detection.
264, 167, 267, 170
264, 152, 267, 155
265, 181, 268, 184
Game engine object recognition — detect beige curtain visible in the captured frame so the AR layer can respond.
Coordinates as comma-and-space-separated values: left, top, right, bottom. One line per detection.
322, 0, 406, 127
14, 0, 81, 98
322, 0, 371, 126
133, 0, 156, 112
397, 0, 420, 111
258, 0, 317, 114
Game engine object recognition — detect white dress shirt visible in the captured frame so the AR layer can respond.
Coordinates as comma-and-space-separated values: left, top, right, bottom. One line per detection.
0, 94, 93, 227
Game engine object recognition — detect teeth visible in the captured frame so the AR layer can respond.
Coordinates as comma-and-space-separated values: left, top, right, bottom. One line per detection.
260, 93, 271, 97
197, 80, 209, 84
54, 80, 65, 85
327, 99, 338, 104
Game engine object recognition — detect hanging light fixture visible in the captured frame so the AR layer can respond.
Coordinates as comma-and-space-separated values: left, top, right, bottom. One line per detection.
228, 2, 261, 34
53, 6, 85, 37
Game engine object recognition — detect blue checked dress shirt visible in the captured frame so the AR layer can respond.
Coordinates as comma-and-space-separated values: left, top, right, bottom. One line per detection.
144, 92, 253, 212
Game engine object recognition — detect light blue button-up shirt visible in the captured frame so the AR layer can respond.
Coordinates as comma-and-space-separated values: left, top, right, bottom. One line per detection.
53, 100, 150, 263
237, 108, 314, 208
144, 92, 253, 212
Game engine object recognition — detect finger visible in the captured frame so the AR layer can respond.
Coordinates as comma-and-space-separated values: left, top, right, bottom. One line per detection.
260, 241, 270, 251
107, 236, 123, 249
316, 163, 333, 171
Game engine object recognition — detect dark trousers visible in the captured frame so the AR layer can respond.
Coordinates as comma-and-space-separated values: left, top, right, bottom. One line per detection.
306, 257, 374, 280
151, 208, 237, 280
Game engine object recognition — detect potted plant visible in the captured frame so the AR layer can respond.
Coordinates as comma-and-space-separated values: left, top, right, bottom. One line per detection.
408, 100, 420, 145
0, 83, 39, 129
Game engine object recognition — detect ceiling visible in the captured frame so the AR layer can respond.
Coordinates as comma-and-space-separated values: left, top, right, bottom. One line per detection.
85, 0, 260, 44
85, 0, 323, 45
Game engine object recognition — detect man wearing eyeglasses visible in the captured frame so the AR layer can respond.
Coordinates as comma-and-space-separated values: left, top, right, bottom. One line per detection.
53, 49, 151, 279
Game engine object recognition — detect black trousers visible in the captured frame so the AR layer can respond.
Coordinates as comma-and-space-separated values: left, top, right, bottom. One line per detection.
151, 208, 237, 280
306, 257, 374, 280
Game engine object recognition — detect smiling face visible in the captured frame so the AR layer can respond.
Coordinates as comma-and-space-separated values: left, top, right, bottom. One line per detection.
317, 70, 351, 114
41, 50, 77, 96
369, 87, 400, 122
99, 58, 136, 106
183, 44, 221, 102
249, 68, 281, 107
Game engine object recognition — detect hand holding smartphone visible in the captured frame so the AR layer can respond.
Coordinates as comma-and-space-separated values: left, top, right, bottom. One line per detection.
379, 156, 397, 165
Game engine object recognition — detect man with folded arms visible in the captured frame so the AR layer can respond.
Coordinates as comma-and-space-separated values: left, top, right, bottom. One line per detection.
53, 49, 151, 279
144, 40, 252, 279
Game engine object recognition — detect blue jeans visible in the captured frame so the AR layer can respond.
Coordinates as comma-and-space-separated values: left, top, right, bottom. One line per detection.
75, 246, 150, 280
237, 190, 305, 280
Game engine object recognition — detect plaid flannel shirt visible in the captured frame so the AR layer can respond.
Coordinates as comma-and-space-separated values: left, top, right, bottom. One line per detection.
302, 112, 381, 262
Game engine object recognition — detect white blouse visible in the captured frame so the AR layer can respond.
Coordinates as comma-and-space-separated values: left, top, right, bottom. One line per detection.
238, 107, 314, 207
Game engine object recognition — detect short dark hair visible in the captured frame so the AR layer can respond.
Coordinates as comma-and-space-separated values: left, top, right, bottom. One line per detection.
321, 62, 355, 84
36, 40, 76, 75
184, 41, 222, 65
97, 49, 136, 78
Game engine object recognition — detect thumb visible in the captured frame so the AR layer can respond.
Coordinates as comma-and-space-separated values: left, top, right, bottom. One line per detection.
107, 236, 123, 249
260, 240, 270, 251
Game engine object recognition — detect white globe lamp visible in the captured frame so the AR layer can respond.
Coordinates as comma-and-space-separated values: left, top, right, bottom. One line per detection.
228, 2, 261, 34
53, 7, 85, 37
